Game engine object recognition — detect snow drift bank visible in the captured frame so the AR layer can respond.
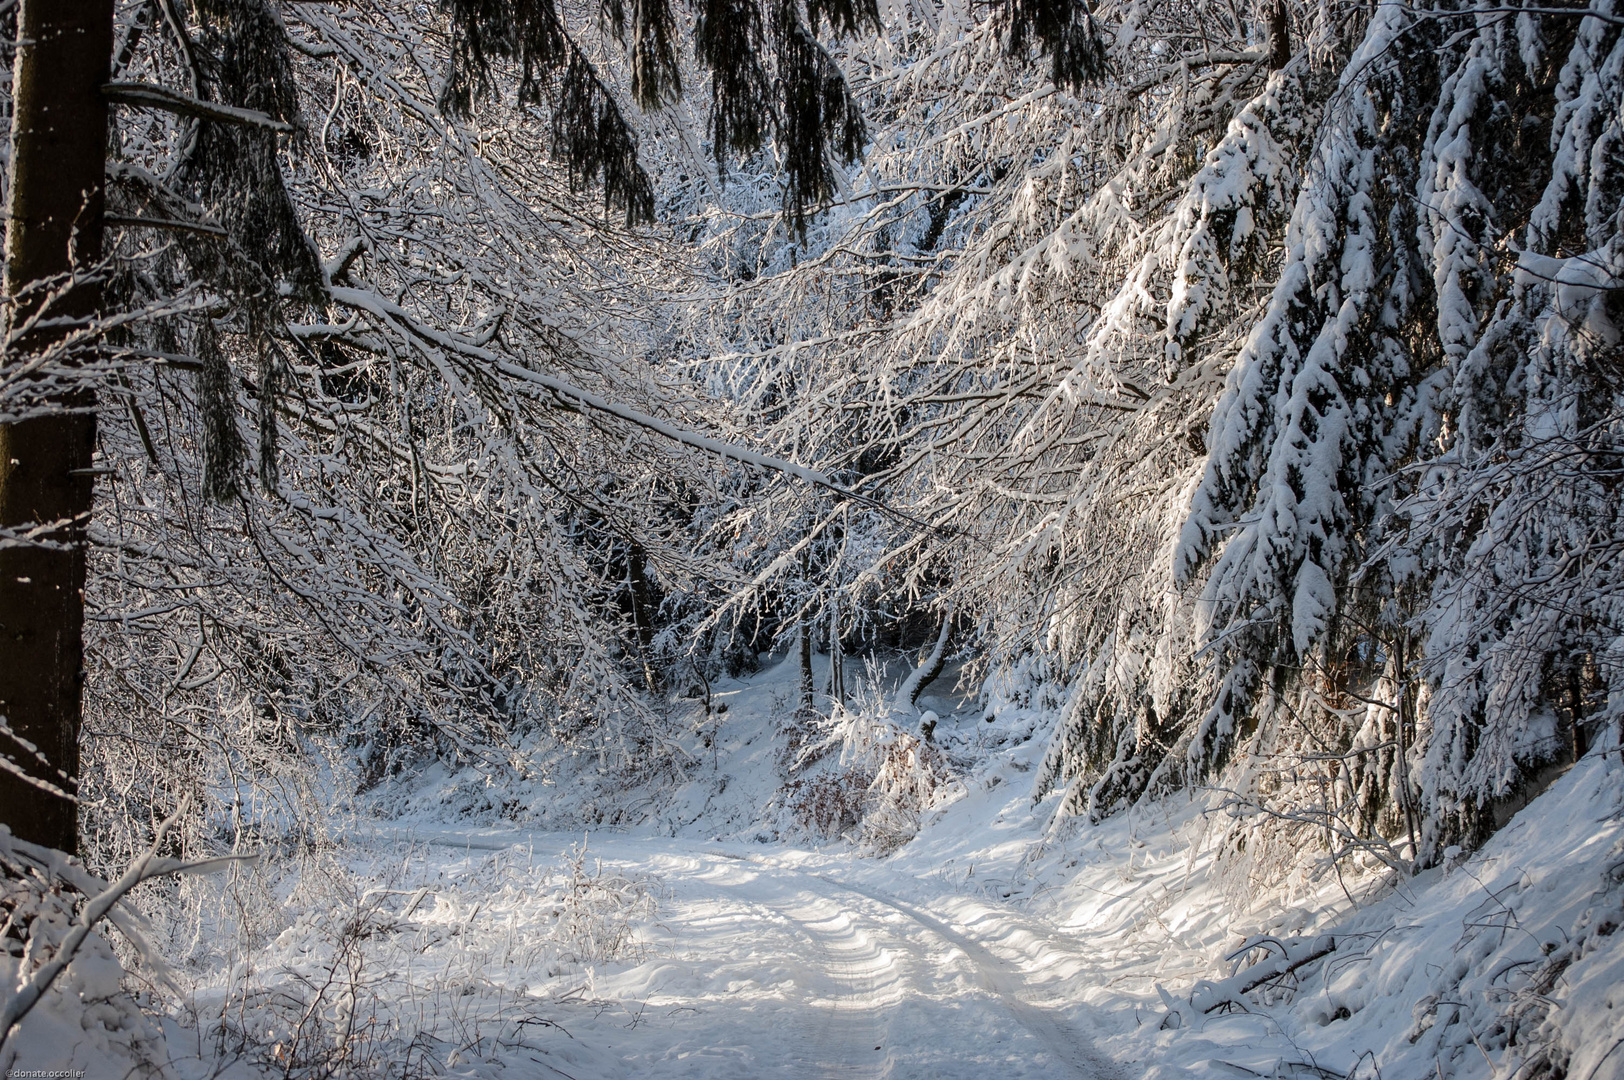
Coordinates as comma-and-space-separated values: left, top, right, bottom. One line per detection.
866, 729, 1624, 1080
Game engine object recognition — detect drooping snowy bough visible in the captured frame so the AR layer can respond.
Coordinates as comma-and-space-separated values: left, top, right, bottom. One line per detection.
693, 0, 1624, 865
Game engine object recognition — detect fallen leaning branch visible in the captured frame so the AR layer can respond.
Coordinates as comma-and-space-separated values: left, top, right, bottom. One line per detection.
103, 81, 295, 132
322, 284, 956, 536
0, 800, 255, 1054
1191, 934, 1338, 1015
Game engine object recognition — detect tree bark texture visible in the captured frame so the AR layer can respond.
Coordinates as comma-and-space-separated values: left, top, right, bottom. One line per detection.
828, 596, 844, 708
1268, 0, 1290, 70
625, 544, 663, 696
0, 0, 115, 854
797, 621, 815, 720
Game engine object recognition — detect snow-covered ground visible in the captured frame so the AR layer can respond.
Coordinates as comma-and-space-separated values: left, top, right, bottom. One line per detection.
13, 654, 1623, 1079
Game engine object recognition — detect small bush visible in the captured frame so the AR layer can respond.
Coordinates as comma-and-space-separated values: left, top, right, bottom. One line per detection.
784, 665, 955, 850
549, 840, 660, 964
785, 770, 869, 838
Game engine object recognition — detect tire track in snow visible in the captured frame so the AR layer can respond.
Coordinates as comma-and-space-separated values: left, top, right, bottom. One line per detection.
374, 833, 1110, 1077
376, 836, 892, 1077
706, 853, 891, 1078
770, 895, 891, 1078
753, 858, 1114, 1080
694, 888, 882, 1078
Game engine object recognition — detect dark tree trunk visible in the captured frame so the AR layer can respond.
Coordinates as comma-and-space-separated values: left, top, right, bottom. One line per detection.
797, 620, 815, 720
1268, 0, 1291, 71
900, 610, 951, 710
625, 544, 663, 696
828, 596, 844, 709
0, 0, 114, 854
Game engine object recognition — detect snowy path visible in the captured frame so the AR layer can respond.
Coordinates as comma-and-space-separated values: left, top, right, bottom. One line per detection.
383, 829, 1115, 1078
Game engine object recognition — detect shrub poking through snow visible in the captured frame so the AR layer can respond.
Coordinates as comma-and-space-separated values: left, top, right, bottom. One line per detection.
785, 669, 955, 850
549, 840, 661, 965
170, 837, 663, 1077
858, 725, 953, 854
784, 769, 870, 840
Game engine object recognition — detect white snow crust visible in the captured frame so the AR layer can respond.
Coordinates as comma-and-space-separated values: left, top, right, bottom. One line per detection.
28, 655, 1618, 1080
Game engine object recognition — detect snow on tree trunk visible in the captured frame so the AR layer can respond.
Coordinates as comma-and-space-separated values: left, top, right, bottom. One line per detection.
893, 608, 951, 714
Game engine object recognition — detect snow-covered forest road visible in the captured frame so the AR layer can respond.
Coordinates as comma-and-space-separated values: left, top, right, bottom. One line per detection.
374, 830, 1117, 1079
8, 0, 1624, 1074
